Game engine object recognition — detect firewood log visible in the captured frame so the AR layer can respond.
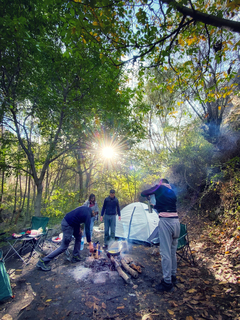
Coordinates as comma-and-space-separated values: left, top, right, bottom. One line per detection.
110, 256, 131, 284
120, 258, 138, 278
130, 263, 142, 273
124, 256, 133, 264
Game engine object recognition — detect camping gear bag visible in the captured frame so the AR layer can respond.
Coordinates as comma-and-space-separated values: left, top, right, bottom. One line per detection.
0, 249, 12, 301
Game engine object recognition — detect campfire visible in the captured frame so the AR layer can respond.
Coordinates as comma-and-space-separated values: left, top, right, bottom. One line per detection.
84, 240, 143, 285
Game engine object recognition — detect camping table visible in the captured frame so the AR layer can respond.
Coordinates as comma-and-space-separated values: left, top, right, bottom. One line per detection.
3, 234, 43, 265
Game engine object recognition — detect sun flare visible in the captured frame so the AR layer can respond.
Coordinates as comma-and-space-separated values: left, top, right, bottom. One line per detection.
102, 146, 115, 159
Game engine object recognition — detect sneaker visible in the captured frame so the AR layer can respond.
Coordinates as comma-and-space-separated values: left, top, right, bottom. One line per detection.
71, 255, 83, 263
155, 279, 174, 292
36, 258, 51, 271
172, 275, 178, 285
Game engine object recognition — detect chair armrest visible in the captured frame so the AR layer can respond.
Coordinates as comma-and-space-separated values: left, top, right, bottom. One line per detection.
178, 233, 187, 241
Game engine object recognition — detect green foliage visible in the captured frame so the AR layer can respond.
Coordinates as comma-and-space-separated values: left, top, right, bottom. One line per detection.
44, 189, 79, 217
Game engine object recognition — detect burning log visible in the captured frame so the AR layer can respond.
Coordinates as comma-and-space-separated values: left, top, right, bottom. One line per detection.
120, 257, 138, 278
130, 263, 142, 274
110, 256, 131, 284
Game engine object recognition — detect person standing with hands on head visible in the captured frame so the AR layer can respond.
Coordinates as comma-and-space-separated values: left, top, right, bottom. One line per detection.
36, 206, 96, 271
141, 178, 180, 292
100, 189, 121, 249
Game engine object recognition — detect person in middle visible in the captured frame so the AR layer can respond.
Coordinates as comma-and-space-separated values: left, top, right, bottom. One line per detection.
100, 189, 121, 248
82, 193, 99, 239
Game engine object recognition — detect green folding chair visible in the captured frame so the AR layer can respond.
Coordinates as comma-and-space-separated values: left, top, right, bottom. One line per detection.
177, 223, 195, 266
18, 216, 50, 260
150, 223, 195, 266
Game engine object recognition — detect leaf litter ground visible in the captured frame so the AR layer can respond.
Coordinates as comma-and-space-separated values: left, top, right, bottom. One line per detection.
1, 214, 240, 320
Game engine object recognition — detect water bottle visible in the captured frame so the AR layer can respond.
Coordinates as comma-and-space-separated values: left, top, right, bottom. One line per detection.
80, 237, 84, 250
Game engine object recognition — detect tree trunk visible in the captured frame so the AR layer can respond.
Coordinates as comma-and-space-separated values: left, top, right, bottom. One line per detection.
34, 182, 43, 217
0, 169, 4, 222
11, 173, 19, 223
24, 172, 31, 225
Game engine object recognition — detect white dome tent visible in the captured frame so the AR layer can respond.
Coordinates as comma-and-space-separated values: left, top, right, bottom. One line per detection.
115, 202, 159, 244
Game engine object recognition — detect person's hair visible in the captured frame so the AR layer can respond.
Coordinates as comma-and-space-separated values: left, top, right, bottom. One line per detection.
88, 193, 95, 202
161, 178, 169, 184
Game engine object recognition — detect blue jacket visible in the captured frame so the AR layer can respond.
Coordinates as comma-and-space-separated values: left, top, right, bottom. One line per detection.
101, 196, 120, 216
141, 184, 177, 213
64, 206, 92, 242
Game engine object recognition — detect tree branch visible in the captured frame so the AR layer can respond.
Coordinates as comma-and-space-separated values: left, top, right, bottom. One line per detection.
161, 0, 240, 33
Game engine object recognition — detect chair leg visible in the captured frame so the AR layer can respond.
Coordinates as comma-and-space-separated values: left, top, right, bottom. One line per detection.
177, 243, 194, 266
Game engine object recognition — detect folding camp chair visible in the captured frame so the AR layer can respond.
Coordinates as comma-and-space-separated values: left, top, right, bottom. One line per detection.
176, 223, 194, 265
150, 223, 194, 266
3, 216, 50, 264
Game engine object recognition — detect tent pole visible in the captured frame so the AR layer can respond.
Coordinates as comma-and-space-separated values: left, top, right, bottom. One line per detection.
127, 206, 136, 242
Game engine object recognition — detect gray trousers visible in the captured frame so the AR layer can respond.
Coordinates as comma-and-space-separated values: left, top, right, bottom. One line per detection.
158, 218, 180, 283
42, 218, 81, 263
104, 215, 116, 245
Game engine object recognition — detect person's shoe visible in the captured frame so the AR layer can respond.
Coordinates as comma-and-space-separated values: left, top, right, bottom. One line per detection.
102, 244, 108, 249
36, 258, 51, 271
155, 279, 174, 292
172, 275, 178, 285
71, 255, 83, 263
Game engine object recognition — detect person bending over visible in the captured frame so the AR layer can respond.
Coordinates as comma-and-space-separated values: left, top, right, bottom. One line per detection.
36, 206, 96, 271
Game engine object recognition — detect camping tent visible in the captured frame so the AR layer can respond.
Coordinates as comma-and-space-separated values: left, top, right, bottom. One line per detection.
115, 202, 159, 244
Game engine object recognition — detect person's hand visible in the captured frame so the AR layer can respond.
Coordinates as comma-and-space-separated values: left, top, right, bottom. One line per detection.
118, 216, 121, 221
89, 242, 94, 252
100, 216, 103, 222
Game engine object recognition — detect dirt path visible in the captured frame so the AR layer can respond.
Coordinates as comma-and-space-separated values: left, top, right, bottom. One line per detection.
1, 217, 240, 320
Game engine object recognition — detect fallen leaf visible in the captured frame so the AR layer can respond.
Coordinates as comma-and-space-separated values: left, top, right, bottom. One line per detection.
142, 314, 152, 320
187, 289, 197, 293
102, 302, 106, 309
117, 306, 125, 309
37, 307, 45, 311
93, 302, 98, 310
45, 299, 52, 302
186, 316, 194, 320
169, 300, 178, 307
167, 309, 174, 315
92, 296, 100, 302
85, 301, 94, 308
2, 315, 13, 320
20, 303, 31, 311
55, 285, 61, 288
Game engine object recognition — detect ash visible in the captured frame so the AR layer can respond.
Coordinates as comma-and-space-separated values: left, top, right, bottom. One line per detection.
70, 265, 93, 281
84, 255, 118, 272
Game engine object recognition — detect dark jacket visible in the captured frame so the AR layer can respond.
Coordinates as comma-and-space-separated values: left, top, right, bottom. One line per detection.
64, 206, 92, 242
141, 184, 177, 213
101, 196, 120, 216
